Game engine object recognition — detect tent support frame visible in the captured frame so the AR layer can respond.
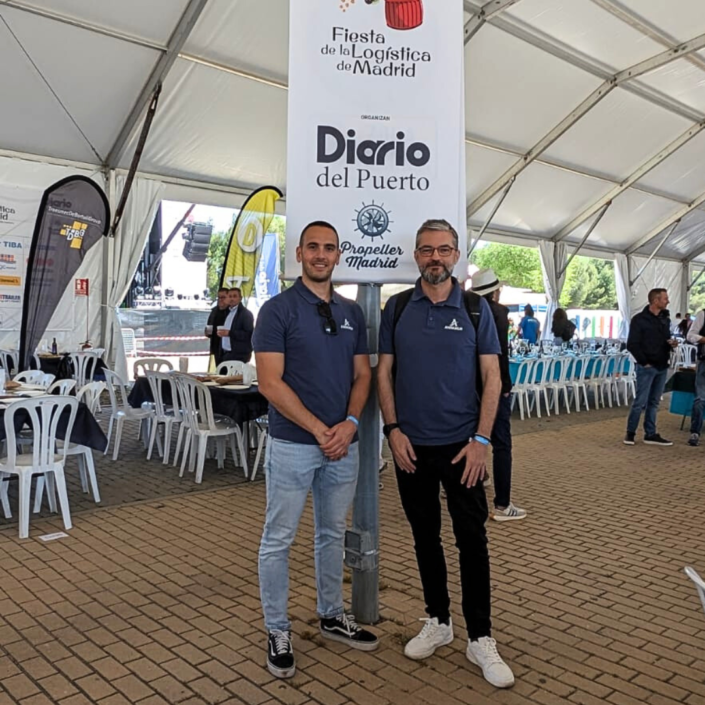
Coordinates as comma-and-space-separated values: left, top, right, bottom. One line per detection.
557, 202, 612, 279
467, 177, 515, 258
629, 221, 681, 287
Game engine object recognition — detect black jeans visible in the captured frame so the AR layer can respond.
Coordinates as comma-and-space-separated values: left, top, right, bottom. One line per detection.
395, 441, 491, 639
490, 394, 512, 508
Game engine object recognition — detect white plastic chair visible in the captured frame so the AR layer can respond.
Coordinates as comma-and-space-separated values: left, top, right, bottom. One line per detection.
69, 352, 100, 388
526, 358, 552, 418
0, 396, 77, 539
0, 349, 18, 376
614, 354, 636, 405
133, 358, 173, 378
145, 371, 183, 464
175, 374, 248, 483
684, 567, 705, 616
568, 356, 591, 412
584, 356, 608, 409
510, 359, 534, 421
250, 416, 269, 482
104, 370, 154, 460
34, 382, 106, 511
216, 360, 245, 376
14, 370, 55, 388
47, 379, 77, 395
546, 356, 572, 416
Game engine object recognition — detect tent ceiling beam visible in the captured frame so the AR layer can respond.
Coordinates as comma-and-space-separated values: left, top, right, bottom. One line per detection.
464, 0, 523, 44
464, 134, 695, 207
464, 0, 704, 124
626, 192, 705, 255
629, 220, 681, 287
684, 228, 705, 263
558, 201, 612, 278
588, 0, 705, 75
467, 30, 705, 219
551, 121, 705, 242
105, 0, 210, 168
0, 0, 164, 51
467, 176, 515, 257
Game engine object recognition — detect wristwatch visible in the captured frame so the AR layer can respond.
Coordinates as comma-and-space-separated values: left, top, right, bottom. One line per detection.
383, 423, 400, 438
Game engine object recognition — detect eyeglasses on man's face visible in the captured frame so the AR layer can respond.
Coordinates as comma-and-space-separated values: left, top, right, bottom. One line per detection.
317, 302, 337, 336
415, 245, 457, 258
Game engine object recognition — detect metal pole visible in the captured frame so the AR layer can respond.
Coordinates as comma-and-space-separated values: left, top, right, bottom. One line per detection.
630, 220, 681, 287
467, 176, 516, 258
348, 283, 380, 624
557, 201, 612, 279
689, 266, 705, 292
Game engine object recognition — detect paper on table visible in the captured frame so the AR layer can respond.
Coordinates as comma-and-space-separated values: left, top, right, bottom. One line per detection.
219, 384, 252, 390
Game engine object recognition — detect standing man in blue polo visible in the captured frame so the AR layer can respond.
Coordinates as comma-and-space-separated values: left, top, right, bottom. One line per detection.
253, 220, 378, 680
378, 219, 514, 689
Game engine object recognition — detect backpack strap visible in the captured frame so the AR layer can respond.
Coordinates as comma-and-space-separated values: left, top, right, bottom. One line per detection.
390, 287, 414, 358
462, 290, 482, 335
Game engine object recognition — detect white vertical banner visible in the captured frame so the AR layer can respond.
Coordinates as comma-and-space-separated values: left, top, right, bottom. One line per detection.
286, 0, 466, 284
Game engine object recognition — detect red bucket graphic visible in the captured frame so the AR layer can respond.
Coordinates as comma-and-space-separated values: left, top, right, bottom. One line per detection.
385, 0, 424, 30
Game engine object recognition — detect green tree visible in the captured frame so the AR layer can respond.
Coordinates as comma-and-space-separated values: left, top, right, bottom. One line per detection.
206, 231, 229, 299
471, 243, 544, 292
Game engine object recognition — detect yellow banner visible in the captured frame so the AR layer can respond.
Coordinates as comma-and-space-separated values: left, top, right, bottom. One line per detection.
221, 187, 282, 299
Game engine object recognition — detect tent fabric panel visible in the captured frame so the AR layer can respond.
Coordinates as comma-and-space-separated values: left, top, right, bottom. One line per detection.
465, 143, 518, 204
635, 210, 705, 260
25, 0, 191, 45
637, 59, 705, 115
505, 0, 663, 70
470, 161, 611, 236
564, 190, 682, 252
1, 6, 162, 161
637, 130, 705, 202
617, 0, 705, 43
465, 24, 602, 152
542, 87, 692, 182
183, 0, 290, 84
119, 59, 288, 192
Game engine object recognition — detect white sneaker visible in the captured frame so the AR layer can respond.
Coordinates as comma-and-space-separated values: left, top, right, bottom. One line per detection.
404, 618, 454, 660
466, 637, 515, 688
491, 503, 527, 522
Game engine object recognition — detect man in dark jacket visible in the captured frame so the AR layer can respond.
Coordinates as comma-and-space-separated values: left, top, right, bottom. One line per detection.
624, 288, 677, 446
206, 288, 230, 366
218, 287, 255, 363
471, 269, 526, 522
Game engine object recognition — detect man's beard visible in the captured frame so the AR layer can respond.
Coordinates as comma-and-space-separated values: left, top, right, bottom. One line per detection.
419, 261, 453, 285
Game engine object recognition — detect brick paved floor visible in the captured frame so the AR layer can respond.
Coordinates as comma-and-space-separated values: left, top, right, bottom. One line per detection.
1, 403, 704, 704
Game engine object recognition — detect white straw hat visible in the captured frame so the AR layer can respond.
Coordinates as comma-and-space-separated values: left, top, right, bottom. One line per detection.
470, 268, 505, 296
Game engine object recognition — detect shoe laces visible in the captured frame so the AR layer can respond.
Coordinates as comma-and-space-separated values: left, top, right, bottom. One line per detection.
270, 629, 291, 654
340, 612, 360, 634
474, 637, 502, 664
418, 618, 440, 639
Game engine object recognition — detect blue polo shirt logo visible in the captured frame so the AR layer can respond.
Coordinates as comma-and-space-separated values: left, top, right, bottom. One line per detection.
444, 318, 463, 332
341, 319, 354, 331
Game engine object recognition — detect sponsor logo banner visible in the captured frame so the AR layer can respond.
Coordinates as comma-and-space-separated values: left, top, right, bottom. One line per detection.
286, 0, 466, 283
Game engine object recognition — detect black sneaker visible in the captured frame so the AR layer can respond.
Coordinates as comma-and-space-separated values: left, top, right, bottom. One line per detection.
644, 434, 673, 446
623, 432, 635, 445
267, 630, 295, 678
688, 433, 700, 447
320, 613, 379, 651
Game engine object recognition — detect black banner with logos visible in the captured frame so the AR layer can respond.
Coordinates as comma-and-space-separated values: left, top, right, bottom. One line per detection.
19, 176, 110, 370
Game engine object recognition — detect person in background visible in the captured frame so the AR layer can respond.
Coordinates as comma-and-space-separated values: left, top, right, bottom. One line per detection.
551, 308, 576, 344
672, 313, 682, 336
471, 269, 527, 523
517, 304, 540, 344
678, 312, 692, 339
206, 287, 230, 366
686, 309, 705, 446
218, 287, 255, 363
624, 288, 677, 446
507, 317, 517, 341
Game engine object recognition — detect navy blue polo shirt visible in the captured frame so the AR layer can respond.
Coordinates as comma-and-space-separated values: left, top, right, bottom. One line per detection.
379, 279, 500, 446
252, 277, 369, 445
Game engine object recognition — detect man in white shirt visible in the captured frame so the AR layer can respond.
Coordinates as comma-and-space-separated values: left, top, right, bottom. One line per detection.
687, 309, 705, 446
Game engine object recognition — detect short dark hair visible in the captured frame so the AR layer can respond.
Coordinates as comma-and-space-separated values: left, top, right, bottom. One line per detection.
415, 218, 459, 249
524, 304, 534, 317
676, 312, 682, 317
299, 220, 339, 247
648, 288, 667, 303
229, 287, 242, 296
217, 287, 229, 295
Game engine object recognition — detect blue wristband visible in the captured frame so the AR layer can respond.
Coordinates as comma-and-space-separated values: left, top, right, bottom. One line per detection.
473, 435, 490, 446
346, 415, 359, 427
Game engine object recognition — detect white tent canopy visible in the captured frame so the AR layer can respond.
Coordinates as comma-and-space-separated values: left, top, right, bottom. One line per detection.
1, 0, 705, 355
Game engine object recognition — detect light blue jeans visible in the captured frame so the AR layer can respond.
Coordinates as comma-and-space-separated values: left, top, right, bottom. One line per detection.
258, 438, 359, 632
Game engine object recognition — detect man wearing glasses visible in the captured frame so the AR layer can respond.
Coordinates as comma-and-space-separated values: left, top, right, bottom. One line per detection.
253, 221, 378, 679
378, 219, 514, 689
